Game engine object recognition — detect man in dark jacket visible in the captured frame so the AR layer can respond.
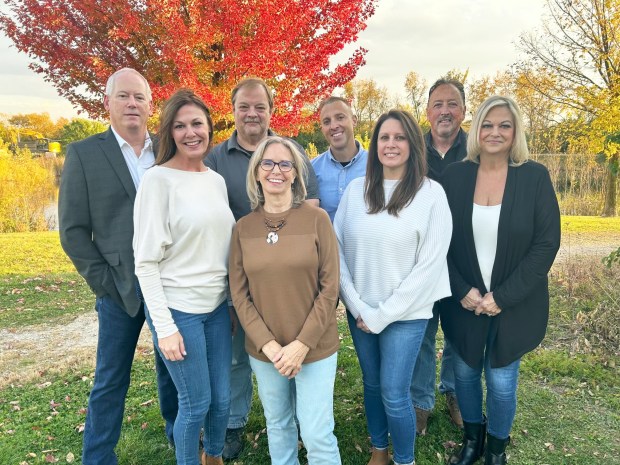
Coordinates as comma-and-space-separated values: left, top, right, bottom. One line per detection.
59, 68, 177, 465
411, 78, 467, 435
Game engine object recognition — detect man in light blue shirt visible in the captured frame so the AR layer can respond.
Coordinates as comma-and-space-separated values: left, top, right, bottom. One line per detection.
312, 96, 368, 221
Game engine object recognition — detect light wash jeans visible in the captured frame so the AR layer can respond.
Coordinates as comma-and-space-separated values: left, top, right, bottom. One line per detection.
249, 353, 341, 465
347, 311, 427, 465
146, 302, 232, 465
228, 319, 253, 429
452, 345, 520, 439
410, 304, 456, 411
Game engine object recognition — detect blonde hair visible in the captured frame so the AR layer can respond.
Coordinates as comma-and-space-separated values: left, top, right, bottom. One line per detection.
466, 95, 529, 166
246, 137, 308, 211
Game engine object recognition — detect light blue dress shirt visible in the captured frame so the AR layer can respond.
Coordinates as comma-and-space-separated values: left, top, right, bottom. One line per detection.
311, 141, 368, 222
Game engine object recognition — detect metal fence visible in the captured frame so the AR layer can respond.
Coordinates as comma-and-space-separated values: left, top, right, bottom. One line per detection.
532, 153, 618, 216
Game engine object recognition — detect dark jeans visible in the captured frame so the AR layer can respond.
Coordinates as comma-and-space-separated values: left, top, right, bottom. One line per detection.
81, 295, 178, 465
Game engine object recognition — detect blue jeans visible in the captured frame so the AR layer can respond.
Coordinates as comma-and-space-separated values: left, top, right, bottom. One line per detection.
452, 347, 520, 439
228, 314, 253, 429
82, 295, 177, 465
348, 312, 427, 465
250, 353, 341, 465
410, 304, 456, 411
146, 302, 232, 464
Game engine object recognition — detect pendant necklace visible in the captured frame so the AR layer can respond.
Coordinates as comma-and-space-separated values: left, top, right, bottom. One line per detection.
264, 216, 287, 244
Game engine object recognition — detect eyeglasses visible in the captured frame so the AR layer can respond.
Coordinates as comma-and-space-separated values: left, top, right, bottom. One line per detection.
259, 159, 295, 172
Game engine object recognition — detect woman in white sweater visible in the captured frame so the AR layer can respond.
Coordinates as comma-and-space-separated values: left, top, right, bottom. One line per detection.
133, 89, 235, 465
334, 110, 452, 465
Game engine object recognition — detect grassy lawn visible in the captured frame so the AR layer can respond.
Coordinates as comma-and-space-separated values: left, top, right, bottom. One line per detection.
560, 216, 620, 234
0, 226, 618, 464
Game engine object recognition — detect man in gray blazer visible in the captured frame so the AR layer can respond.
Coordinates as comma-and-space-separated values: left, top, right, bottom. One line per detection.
59, 68, 177, 465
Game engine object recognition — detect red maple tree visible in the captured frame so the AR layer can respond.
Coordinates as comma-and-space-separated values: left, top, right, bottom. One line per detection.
1, 0, 376, 137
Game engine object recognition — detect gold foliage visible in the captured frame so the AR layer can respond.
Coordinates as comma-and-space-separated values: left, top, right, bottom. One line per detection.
0, 144, 57, 232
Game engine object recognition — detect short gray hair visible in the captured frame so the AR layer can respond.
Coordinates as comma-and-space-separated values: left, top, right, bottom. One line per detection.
105, 68, 152, 100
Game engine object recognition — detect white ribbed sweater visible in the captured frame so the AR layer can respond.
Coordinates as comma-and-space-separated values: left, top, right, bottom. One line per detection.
334, 177, 452, 334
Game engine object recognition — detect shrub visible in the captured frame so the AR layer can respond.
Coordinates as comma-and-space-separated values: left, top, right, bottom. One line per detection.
0, 143, 57, 232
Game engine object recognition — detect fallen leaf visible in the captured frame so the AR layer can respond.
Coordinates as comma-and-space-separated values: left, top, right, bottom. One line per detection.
66, 452, 75, 463
141, 422, 148, 430
140, 399, 154, 407
355, 444, 363, 453
45, 453, 58, 463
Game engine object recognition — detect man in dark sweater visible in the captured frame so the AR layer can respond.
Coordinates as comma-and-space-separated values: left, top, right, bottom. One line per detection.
412, 78, 467, 435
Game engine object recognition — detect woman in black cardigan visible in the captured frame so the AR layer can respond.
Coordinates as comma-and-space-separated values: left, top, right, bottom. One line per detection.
440, 96, 561, 465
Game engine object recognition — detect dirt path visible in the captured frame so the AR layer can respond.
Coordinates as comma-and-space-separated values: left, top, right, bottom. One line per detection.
0, 234, 617, 389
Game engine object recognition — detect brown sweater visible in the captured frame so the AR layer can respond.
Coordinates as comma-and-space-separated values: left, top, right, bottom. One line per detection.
229, 202, 340, 363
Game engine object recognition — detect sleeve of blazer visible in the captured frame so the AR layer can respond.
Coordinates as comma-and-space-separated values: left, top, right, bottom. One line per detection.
493, 167, 561, 309
58, 143, 107, 296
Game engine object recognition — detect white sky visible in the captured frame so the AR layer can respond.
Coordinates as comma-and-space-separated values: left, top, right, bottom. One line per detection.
0, 0, 546, 120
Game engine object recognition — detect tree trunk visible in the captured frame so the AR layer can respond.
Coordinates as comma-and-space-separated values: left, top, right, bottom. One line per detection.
601, 152, 618, 217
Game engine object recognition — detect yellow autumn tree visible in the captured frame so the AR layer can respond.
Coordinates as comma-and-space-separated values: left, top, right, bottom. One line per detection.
518, 0, 620, 215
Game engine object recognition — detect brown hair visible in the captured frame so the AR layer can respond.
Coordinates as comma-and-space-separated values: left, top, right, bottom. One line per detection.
365, 110, 427, 216
231, 77, 274, 112
155, 89, 214, 165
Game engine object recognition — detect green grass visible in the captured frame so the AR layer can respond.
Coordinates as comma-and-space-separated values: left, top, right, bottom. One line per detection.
0, 225, 619, 464
0, 273, 92, 328
0, 232, 76, 275
560, 215, 620, 234
1, 321, 617, 465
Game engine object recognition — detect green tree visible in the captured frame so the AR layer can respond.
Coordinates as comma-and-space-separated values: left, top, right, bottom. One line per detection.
58, 118, 108, 149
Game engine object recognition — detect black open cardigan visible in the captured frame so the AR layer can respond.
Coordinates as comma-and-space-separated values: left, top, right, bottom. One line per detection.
440, 160, 561, 368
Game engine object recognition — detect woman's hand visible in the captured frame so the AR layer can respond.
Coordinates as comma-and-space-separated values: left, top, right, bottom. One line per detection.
159, 331, 186, 361
261, 340, 283, 363
274, 340, 310, 379
461, 287, 483, 311
356, 316, 373, 334
475, 292, 502, 317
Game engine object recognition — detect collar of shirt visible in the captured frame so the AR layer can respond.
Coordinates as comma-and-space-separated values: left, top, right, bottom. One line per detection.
227, 129, 276, 157
425, 128, 466, 158
110, 126, 153, 156
327, 140, 364, 165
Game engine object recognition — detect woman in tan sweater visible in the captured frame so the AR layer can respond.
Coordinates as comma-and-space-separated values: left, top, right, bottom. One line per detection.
229, 136, 341, 465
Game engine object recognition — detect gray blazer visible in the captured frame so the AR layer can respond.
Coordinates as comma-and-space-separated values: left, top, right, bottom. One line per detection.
59, 128, 152, 317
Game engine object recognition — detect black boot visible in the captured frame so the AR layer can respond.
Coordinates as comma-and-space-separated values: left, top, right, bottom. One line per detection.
485, 433, 510, 465
448, 417, 486, 465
